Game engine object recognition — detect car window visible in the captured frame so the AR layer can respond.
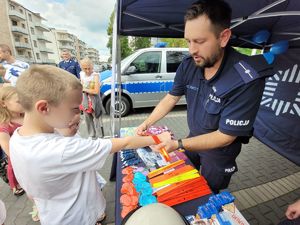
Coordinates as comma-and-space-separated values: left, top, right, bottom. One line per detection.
166, 51, 190, 73
129, 51, 162, 74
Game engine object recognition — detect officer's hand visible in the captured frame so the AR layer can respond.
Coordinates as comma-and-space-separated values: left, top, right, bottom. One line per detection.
286, 199, 300, 220
136, 122, 148, 136
151, 139, 177, 154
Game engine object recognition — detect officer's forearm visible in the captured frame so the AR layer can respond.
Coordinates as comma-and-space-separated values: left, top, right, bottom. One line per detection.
144, 94, 180, 127
181, 130, 236, 152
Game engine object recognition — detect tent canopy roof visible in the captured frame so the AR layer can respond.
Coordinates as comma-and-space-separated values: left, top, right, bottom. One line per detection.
117, 0, 300, 48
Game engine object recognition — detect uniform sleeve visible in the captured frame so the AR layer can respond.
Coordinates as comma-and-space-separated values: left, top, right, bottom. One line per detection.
169, 62, 185, 96
58, 61, 62, 68
75, 62, 81, 79
61, 137, 112, 173
219, 79, 265, 136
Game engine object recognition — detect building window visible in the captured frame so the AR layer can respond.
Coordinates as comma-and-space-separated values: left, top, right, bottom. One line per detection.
11, 20, 17, 26
30, 27, 35, 34
14, 36, 20, 42
36, 53, 40, 59
17, 50, 23, 55
10, 5, 15, 10
24, 38, 28, 43
22, 24, 25, 29
28, 52, 32, 58
33, 40, 37, 47
28, 14, 32, 21
19, 9, 23, 14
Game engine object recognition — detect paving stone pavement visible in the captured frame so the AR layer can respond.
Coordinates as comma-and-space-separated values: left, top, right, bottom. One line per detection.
1, 106, 299, 225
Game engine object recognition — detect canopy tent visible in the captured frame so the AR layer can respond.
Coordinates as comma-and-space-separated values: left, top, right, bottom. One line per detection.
110, 0, 300, 165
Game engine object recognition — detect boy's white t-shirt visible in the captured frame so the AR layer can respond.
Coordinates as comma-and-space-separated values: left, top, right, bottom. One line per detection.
10, 129, 112, 225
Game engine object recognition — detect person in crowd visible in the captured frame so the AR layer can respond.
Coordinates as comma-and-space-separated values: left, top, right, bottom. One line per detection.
10, 65, 170, 225
0, 87, 24, 196
0, 65, 10, 87
137, 0, 274, 193
58, 49, 81, 79
80, 58, 104, 138
0, 44, 29, 86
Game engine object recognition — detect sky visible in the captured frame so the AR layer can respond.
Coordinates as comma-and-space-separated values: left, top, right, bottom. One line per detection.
15, 0, 115, 61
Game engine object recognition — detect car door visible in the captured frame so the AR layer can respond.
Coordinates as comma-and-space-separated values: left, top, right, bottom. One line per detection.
123, 51, 164, 108
163, 50, 190, 104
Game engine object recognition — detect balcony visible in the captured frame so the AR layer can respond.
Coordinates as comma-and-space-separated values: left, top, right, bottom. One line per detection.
16, 56, 35, 64
59, 44, 75, 50
11, 26, 28, 35
41, 59, 56, 64
39, 47, 53, 53
57, 36, 74, 43
14, 42, 31, 49
35, 23, 49, 32
36, 35, 51, 43
9, 10, 26, 21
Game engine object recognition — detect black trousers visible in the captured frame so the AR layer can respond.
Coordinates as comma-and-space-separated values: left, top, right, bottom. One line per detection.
185, 142, 241, 194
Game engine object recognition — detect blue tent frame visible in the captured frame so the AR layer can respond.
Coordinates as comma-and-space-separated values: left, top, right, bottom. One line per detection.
110, 0, 300, 165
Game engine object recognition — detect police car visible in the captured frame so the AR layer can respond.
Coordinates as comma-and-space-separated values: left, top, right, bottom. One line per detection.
100, 47, 189, 116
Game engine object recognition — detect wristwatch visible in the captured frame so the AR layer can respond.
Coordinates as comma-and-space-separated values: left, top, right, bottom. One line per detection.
177, 139, 184, 150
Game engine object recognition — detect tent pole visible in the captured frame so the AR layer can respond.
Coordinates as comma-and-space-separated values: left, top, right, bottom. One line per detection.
110, 4, 120, 137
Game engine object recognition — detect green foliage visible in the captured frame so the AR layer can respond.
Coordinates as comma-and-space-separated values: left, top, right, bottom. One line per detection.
160, 38, 188, 48
131, 37, 151, 50
234, 47, 262, 56
106, 11, 132, 61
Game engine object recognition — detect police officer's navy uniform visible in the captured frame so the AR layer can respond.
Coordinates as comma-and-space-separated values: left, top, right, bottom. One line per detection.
58, 58, 81, 79
170, 47, 273, 193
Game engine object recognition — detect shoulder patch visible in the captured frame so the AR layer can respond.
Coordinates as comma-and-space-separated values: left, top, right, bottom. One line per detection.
234, 60, 259, 84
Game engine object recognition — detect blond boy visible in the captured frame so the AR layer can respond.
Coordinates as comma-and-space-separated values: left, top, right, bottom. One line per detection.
10, 65, 169, 225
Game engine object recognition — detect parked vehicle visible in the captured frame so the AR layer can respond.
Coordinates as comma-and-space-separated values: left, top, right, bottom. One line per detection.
100, 47, 189, 116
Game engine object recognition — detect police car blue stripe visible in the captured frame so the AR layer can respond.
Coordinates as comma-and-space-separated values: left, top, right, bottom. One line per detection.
101, 81, 174, 94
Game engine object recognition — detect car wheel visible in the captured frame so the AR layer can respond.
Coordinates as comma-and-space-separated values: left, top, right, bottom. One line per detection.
105, 96, 131, 117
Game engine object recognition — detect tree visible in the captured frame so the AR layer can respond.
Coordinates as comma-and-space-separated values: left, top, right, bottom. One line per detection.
160, 38, 188, 48
131, 37, 151, 50
106, 11, 132, 61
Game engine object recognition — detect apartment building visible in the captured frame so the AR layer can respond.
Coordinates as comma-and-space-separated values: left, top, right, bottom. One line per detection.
86, 47, 100, 65
47, 29, 92, 64
0, 0, 54, 64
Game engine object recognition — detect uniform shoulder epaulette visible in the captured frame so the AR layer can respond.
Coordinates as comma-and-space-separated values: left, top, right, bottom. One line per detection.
213, 55, 274, 98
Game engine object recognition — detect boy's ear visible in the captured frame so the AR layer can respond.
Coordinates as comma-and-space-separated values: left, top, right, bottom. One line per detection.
35, 100, 50, 114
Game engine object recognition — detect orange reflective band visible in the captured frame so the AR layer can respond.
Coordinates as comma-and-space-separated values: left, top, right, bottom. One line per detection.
147, 160, 185, 179
151, 135, 171, 162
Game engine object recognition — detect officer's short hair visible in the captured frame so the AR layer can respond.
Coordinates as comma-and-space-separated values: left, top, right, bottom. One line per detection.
16, 65, 82, 111
0, 44, 12, 55
185, 0, 232, 36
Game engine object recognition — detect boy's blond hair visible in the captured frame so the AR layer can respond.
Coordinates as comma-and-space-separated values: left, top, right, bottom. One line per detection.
0, 86, 17, 124
16, 65, 82, 111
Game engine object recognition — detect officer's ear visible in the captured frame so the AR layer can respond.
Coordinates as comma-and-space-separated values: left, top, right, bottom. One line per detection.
219, 28, 231, 48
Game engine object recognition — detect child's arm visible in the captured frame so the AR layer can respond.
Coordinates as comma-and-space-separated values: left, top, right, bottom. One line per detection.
110, 132, 171, 153
0, 132, 10, 157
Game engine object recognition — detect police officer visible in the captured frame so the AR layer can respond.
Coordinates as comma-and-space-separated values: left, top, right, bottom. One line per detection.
58, 49, 81, 79
137, 0, 274, 193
